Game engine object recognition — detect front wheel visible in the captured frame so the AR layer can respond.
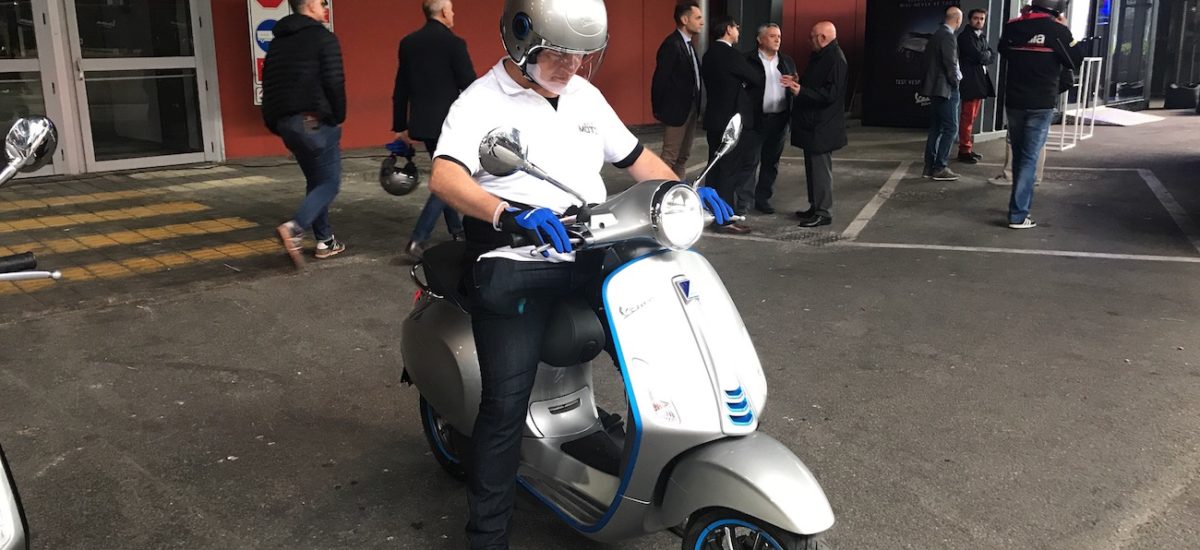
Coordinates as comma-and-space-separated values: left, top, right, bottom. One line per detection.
418, 396, 468, 481
682, 508, 830, 550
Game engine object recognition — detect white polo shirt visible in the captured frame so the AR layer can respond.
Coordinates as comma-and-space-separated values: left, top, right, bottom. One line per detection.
435, 59, 641, 261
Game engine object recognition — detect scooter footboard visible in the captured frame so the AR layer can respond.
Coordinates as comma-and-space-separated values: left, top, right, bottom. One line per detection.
659, 432, 835, 535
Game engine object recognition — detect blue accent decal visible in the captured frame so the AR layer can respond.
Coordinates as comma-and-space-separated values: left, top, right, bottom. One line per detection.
724, 388, 744, 399
677, 279, 691, 299
726, 399, 750, 414
517, 249, 669, 534
729, 412, 754, 425
694, 519, 786, 550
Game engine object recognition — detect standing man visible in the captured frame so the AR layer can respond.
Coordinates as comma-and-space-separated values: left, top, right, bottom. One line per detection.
957, 8, 996, 164
784, 21, 847, 228
702, 15, 763, 234
262, 0, 346, 268
921, 6, 964, 182
393, 0, 476, 261
651, 1, 704, 180
998, 0, 1079, 229
745, 23, 796, 215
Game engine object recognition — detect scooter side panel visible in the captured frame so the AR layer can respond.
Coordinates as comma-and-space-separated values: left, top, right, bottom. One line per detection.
659, 432, 836, 535
401, 297, 481, 435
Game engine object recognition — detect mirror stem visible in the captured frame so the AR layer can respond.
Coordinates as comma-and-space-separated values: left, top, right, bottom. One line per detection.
0, 163, 19, 188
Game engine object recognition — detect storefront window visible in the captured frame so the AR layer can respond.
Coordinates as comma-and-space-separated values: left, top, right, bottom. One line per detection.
74, 0, 194, 58
1107, 0, 1155, 102
1, 1, 38, 59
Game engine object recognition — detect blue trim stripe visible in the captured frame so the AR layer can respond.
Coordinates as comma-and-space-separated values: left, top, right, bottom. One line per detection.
694, 518, 785, 550
517, 249, 668, 534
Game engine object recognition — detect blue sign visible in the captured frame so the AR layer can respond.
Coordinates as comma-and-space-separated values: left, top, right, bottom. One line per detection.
255, 19, 277, 53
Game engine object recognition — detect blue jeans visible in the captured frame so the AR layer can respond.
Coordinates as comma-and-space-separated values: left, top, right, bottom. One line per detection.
412, 139, 464, 243
1006, 108, 1054, 223
277, 115, 342, 242
925, 88, 960, 171
465, 256, 603, 549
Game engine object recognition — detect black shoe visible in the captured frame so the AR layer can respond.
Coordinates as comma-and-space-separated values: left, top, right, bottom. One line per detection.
794, 208, 815, 219
970, 152, 983, 161
957, 153, 979, 164
715, 223, 752, 235
754, 203, 776, 215
797, 214, 832, 228
404, 240, 426, 261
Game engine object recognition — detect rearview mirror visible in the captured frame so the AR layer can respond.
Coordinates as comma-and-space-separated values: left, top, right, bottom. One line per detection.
716, 114, 743, 158
478, 127, 528, 178
5, 116, 58, 173
0, 444, 28, 550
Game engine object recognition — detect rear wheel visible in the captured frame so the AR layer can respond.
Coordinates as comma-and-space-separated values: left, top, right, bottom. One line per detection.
418, 396, 468, 481
682, 508, 829, 550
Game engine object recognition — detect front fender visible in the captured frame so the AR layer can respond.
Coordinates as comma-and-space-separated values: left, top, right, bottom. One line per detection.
660, 433, 835, 535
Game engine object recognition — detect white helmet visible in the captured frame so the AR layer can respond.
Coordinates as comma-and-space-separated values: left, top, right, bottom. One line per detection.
500, 0, 609, 94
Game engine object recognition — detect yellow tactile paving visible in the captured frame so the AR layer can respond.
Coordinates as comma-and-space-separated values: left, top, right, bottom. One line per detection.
0, 175, 276, 213
0, 201, 209, 232
128, 166, 236, 180
0, 217, 259, 257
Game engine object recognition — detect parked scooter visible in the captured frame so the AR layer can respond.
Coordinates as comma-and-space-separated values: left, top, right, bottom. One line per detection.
0, 116, 61, 284
1, 442, 29, 550
400, 116, 835, 549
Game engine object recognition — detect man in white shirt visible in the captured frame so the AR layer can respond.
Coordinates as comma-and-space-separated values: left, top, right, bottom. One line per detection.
427, 1, 733, 547
744, 23, 797, 214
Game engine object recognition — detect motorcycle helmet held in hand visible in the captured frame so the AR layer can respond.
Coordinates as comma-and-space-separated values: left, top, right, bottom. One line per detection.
380, 140, 420, 196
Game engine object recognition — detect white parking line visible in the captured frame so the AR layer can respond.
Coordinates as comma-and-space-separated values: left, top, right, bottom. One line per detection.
841, 162, 911, 241
1138, 169, 1200, 255
841, 241, 1200, 264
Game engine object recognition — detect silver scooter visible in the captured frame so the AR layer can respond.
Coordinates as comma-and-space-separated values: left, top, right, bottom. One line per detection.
1, 442, 29, 550
0, 116, 61, 284
400, 117, 835, 549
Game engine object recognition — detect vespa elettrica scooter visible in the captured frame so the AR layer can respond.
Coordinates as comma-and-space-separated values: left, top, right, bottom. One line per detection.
400, 116, 835, 549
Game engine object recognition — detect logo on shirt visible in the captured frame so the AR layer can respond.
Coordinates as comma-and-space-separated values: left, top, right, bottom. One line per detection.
1027, 34, 1046, 45
579, 122, 598, 135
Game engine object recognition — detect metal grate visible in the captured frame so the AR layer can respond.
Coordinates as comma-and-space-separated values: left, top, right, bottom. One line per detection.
890, 189, 948, 202
776, 230, 844, 247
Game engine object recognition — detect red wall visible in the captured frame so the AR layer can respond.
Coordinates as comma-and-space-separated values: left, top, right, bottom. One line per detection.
211, 0, 673, 159
782, 0, 867, 100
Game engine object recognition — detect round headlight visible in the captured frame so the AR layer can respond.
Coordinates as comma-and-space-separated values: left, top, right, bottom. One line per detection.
652, 184, 705, 250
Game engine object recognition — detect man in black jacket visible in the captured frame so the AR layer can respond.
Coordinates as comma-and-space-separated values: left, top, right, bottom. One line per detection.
957, 8, 996, 164
651, 1, 704, 179
998, 0, 1079, 229
262, 0, 346, 269
920, 6, 963, 181
744, 23, 797, 215
702, 15, 763, 234
393, 0, 475, 260
785, 21, 847, 228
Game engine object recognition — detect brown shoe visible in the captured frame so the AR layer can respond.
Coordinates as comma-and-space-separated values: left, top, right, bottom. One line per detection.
716, 223, 752, 235
276, 222, 304, 269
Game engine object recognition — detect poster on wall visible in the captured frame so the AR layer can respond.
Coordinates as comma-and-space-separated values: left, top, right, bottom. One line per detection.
248, 0, 335, 106
862, 0, 960, 127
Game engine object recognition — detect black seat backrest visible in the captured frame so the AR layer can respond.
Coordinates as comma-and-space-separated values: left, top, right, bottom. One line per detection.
421, 241, 470, 309
541, 297, 606, 367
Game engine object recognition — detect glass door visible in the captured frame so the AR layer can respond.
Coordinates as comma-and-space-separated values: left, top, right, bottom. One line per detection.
1, 0, 59, 176
64, 0, 213, 171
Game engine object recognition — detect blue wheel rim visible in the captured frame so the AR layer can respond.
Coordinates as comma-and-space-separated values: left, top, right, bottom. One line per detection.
694, 518, 786, 550
424, 400, 460, 465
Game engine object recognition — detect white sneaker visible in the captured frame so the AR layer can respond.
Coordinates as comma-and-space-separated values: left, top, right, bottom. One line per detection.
988, 175, 1009, 186
1008, 217, 1037, 229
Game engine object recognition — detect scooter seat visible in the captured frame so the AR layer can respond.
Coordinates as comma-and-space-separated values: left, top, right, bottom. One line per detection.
421, 241, 471, 310
541, 298, 606, 367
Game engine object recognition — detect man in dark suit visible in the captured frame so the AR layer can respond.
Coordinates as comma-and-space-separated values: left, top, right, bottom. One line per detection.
956, 8, 996, 164
744, 23, 797, 215
920, 6, 963, 181
651, 1, 704, 180
393, 0, 476, 260
784, 21, 847, 228
702, 15, 763, 234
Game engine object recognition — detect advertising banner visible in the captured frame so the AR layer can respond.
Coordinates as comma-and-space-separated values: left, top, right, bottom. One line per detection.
248, 0, 334, 105
862, 0, 961, 127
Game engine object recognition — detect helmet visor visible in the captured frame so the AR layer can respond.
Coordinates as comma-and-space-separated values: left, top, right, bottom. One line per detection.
527, 46, 606, 93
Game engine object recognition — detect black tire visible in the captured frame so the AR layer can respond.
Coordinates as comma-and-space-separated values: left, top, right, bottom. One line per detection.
682, 508, 830, 550
418, 396, 468, 481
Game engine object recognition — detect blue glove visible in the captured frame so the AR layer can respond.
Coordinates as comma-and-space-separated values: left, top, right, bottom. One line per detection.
385, 140, 414, 158
499, 208, 573, 255
697, 187, 734, 225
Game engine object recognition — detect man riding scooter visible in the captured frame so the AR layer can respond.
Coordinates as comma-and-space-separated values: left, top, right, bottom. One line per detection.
425, 1, 733, 546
